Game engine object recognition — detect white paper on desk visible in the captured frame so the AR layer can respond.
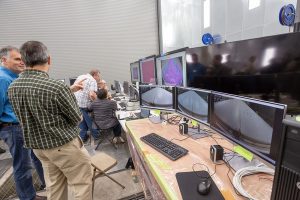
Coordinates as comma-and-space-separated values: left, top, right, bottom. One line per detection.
118, 112, 130, 119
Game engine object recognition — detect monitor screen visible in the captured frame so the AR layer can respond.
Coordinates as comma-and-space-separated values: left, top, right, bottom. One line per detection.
123, 81, 129, 95
114, 80, 122, 94
139, 85, 175, 112
140, 56, 156, 84
176, 87, 210, 125
186, 32, 300, 115
130, 61, 140, 83
69, 77, 77, 85
210, 92, 286, 165
156, 51, 186, 86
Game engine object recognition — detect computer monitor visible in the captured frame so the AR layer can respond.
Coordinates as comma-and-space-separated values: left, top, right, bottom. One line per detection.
140, 55, 156, 84
130, 61, 140, 83
129, 85, 139, 101
123, 81, 129, 95
156, 50, 187, 86
139, 85, 175, 112
210, 92, 287, 165
69, 77, 77, 85
114, 80, 122, 94
176, 87, 210, 125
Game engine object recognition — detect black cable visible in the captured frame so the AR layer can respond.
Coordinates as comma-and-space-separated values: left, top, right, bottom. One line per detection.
222, 154, 244, 197
192, 160, 226, 182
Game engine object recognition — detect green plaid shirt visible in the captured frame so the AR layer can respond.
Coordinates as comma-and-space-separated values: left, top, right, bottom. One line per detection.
8, 69, 82, 149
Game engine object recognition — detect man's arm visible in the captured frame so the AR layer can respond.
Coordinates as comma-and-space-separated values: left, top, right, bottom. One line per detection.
70, 78, 86, 93
0, 78, 10, 117
57, 85, 82, 125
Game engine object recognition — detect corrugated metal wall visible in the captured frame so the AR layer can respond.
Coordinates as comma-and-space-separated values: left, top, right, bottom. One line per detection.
0, 0, 159, 86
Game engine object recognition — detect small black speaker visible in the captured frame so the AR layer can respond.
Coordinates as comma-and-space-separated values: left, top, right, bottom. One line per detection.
179, 123, 188, 135
271, 119, 300, 200
210, 145, 224, 163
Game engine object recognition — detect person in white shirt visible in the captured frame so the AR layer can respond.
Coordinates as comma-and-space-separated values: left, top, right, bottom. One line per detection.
74, 69, 101, 142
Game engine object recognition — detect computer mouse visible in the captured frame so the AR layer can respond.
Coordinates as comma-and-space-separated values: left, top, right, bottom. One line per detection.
197, 179, 211, 195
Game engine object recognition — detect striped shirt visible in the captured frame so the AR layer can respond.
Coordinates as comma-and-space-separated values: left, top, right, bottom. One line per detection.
8, 69, 81, 149
74, 74, 97, 108
89, 98, 118, 130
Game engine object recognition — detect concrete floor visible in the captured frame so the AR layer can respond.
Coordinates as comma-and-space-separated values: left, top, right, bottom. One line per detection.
0, 131, 144, 200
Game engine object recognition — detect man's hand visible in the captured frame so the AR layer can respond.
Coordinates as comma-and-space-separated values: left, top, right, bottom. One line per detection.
70, 78, 86, 93
89, 91, 97, 101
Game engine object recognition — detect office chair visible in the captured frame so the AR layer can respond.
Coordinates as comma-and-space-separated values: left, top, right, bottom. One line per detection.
94, 126, 117, 150
91, 153, 125, 198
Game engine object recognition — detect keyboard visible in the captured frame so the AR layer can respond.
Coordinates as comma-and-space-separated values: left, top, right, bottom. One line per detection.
140, 133, 188, 161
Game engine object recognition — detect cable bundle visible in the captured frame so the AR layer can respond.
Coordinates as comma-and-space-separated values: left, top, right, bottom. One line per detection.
232, 164, 274, 200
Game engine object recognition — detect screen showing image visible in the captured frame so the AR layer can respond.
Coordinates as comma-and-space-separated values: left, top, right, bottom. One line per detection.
186, 32, 300, 115
140, 57, 156, 84
123, 81, 129, 95
176, 87, 209, 124
130, 62, 140, 82
161, 57, 183, 86
139, 85, 174, 111
210, 92, 286, 164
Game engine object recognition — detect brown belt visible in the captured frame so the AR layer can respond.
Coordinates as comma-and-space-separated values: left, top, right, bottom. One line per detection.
0, 122, 19, 128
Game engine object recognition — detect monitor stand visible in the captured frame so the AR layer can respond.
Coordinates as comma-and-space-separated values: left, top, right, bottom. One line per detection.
223, 152, 260, 171
129, 98, 139, 102
149, 115, 163, 124
186, 124, 209, 140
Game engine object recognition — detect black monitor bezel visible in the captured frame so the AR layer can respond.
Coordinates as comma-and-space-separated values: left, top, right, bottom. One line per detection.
156, 50, 187, 87
139, 55, 157, 84
209, 91, 287, 165
176, 86, 211, 126
139, 85, 176, 112
130, 61, 141, 83
114, 80, 121, 93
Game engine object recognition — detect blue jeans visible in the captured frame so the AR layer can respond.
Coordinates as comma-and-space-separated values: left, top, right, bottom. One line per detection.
0, 125, 45, 200
79, 108, 99, 140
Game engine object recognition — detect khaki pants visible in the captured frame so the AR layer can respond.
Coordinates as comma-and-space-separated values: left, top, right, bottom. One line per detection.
34, 137, 93, 200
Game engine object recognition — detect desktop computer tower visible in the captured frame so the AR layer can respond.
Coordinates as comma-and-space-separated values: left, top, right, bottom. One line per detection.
271, 119, 300, 200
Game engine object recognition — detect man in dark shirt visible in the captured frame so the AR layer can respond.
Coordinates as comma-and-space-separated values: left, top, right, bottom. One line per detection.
8, 41, 93, 200
0, 46, 46, 200
89, 88, 125, 144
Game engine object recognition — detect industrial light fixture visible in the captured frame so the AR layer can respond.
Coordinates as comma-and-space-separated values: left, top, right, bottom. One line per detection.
249, 0, 261, 10
203, 0, 211, 28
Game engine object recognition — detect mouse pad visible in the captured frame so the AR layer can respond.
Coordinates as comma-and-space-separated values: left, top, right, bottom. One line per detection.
175, 171, 225, 200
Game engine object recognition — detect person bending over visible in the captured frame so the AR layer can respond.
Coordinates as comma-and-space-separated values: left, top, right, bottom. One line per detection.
89, 88, 125, 144
74, 70, 101, 142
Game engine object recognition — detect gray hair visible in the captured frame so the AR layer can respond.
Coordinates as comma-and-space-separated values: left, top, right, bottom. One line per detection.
20, 41, 49, 67
0, 46, 19, 60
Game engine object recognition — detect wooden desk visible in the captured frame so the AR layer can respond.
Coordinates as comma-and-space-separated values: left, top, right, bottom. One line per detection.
125, 118, 273, 200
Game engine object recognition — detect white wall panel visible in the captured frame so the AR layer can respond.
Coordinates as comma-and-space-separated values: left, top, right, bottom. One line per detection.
160, 0, 297, 53
0, 0, 158, 86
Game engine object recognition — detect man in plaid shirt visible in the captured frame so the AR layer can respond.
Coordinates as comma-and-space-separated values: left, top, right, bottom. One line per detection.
8, 41, 93, 200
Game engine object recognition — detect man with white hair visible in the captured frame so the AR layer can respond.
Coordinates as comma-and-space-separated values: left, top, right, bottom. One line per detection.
0, 46, 46, 200
74, 69, 101, 142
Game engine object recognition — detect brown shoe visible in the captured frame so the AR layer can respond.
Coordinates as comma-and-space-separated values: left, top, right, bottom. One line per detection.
118, 136, 125, 143
34, 195, 47, 200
